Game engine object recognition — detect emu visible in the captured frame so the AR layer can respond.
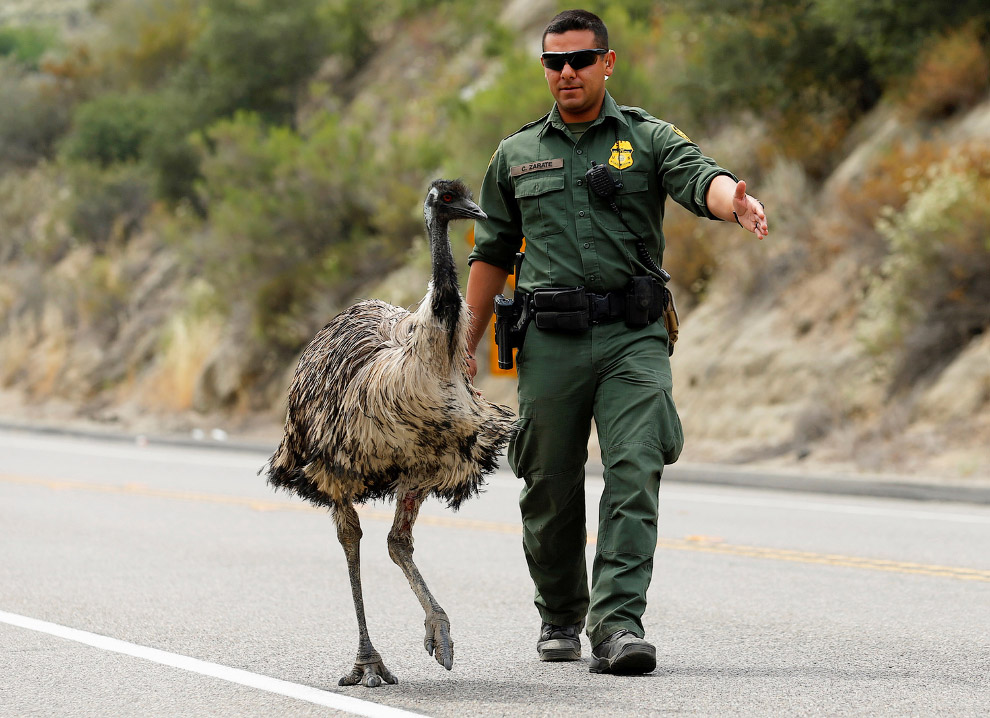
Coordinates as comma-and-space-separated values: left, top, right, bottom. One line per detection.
264, 179, 515, 687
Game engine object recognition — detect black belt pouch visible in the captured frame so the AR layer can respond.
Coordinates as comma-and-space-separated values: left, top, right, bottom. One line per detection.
531, 287, 587, 311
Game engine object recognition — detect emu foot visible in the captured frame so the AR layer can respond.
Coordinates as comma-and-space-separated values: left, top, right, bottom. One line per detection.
338, 654, 398, 688
424, 612, 454, 670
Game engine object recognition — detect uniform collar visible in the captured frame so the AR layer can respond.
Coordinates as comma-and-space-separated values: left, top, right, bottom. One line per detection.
540, 91, 629, 138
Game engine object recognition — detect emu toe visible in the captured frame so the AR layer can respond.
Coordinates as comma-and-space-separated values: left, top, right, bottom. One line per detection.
338, 657, 398, 688
424, 613, 454, 670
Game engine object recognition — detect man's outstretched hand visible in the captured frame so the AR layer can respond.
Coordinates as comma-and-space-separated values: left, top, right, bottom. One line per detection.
732, 180, 768, 240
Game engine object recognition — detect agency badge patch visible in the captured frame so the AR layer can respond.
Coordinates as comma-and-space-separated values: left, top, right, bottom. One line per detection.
671, 125, 692, 143
608, 140, 634, 170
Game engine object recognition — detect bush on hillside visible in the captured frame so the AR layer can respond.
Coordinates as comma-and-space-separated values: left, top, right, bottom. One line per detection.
188, 112, 416, 351
176, 0, 333, 127
668, 0, 878, 178
0, 165, 65, 264
859, 147, 990, 391
62, 92, 155, 167
0, 60, 72, 169
136, 89, 204, 207
813, 0, 990, 83
92, 0, 200, 89
0, 25, 58, 70
900, 25, 990, 121
64, 162, 153, 249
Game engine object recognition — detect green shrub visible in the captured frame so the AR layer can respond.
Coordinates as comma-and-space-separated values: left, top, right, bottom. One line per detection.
859, 147, 990, 391
189, 113, 383, 349
64, 162, 153, 249
0, 59, 72, 169
63, 87, 205, 207
178, 0, 333, 126
671, 0, 877, 177
812, 0, 990, 83
140, 90, 204, 206
62, 92, 155, 167
92, 0, 201, 89
0, 25, 58, 69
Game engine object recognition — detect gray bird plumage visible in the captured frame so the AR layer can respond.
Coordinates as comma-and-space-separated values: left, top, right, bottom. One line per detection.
264, 179, 515, 687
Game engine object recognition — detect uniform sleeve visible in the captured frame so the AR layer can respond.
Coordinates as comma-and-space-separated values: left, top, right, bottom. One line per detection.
653, 124, 737, 220
468, 142, 524, 272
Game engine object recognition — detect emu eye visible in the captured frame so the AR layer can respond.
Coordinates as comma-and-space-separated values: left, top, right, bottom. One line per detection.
442, 193, 453, 203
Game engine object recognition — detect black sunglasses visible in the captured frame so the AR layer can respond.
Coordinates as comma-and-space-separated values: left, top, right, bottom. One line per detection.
541, 48, 608, 72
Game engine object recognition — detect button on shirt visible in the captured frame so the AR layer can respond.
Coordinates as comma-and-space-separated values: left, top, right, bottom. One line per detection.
469, 92, 735, 294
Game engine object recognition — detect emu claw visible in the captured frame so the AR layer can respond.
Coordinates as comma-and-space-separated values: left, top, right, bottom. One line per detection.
424, 613, 454, 670
338, 657, 398, 688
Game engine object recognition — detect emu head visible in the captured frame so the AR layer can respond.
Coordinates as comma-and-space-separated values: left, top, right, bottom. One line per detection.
423, 179, 487, 231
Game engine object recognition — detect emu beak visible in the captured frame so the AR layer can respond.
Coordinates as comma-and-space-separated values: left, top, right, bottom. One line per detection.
450, 197, 487, 221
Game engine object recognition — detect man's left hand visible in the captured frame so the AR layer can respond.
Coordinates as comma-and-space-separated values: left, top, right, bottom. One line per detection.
732, 180, 768, 240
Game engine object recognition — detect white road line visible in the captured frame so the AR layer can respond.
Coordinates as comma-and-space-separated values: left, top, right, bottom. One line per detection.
0, 610, 426, 718
662, 490, 990, 525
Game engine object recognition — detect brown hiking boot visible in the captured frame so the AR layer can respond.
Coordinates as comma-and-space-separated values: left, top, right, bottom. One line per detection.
589, 629, 656, 675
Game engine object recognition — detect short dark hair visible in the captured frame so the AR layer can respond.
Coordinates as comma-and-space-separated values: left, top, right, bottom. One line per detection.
542, 9, 609, 51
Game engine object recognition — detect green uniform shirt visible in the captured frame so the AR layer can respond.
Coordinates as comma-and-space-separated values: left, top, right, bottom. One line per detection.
469, 91, 736, 294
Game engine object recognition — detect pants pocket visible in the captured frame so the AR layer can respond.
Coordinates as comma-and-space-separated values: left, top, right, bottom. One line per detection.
658, 388, 684, 464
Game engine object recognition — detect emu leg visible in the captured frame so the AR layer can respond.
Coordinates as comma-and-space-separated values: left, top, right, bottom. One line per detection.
387, 490, 454, 670
333, 502, 397, 687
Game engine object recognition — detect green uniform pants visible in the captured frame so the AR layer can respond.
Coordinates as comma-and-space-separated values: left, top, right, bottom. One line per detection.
507, 319, 683, 647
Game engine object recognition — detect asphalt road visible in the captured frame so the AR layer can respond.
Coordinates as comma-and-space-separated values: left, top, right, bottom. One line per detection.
1, 428, 988, 717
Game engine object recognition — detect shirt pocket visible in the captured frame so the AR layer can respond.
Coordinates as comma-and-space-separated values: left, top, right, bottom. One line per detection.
514, 172, 566, 239
597, 169, 652, 234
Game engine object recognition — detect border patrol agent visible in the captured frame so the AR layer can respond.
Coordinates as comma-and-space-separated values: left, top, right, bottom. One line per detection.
466, 9, 768, 675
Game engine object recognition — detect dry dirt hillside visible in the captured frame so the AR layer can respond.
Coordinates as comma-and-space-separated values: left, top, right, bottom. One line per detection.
0, 1, 987, 483
663, 100, 990, 481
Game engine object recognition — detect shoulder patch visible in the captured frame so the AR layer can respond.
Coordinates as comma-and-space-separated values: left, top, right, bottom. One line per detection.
670, 124, 692, 143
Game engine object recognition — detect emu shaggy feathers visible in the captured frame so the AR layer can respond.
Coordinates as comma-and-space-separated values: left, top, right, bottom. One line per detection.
266, 296, 515, 510
263, 179, 514, 686
265, 178, 515, 511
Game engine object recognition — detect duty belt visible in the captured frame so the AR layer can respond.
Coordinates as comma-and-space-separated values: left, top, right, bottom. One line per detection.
530, 276, 667, 333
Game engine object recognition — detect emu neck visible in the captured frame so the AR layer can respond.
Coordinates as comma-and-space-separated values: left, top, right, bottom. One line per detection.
428, 217, 462, 331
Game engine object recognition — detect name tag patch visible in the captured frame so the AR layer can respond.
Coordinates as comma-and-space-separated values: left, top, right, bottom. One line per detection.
510, 158, 564, 177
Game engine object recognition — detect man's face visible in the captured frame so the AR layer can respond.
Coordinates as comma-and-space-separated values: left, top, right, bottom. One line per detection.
542, 29, 614, 123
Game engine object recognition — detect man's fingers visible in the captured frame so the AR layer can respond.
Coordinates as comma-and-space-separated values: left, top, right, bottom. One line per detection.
732, 179, 767, 239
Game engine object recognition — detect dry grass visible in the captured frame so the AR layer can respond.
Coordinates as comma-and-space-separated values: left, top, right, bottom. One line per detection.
836, 138, 952, 232
138, 311, 222, 411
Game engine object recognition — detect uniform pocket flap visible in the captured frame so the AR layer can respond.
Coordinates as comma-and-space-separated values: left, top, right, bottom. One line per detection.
514, 174, 565, 199
616, 170, 649, 194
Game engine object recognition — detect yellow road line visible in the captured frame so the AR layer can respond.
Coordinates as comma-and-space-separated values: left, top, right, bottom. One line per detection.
5, 474, 989, 583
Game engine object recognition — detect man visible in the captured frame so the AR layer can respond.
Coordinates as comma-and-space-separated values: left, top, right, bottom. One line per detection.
465, 9, 767, 675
